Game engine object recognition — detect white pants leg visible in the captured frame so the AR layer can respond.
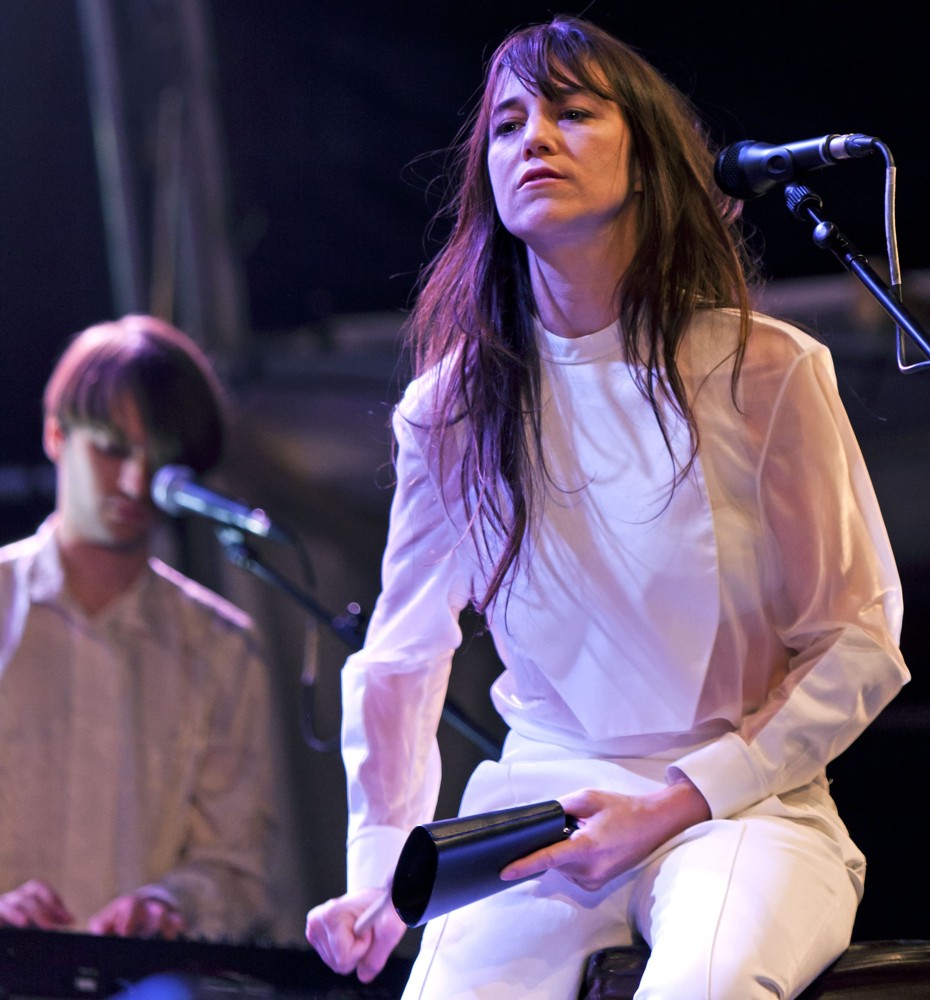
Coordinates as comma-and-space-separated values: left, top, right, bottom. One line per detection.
631, 813, 861, 999
401, 735, 863, 1000
402, 749, 646, 1000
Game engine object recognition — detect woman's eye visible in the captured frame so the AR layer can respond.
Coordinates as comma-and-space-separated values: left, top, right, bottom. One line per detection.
561, 108, 590, 121
493, 119, 522, 136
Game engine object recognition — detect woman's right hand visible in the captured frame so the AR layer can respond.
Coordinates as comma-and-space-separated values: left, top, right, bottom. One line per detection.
305, 887, 406, 983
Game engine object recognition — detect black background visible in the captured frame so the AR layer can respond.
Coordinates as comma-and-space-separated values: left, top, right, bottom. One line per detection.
1, 1, 928, 468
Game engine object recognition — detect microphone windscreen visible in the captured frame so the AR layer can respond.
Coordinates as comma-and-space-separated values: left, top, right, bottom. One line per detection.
713, 140, 757, 200
151, 465, 194, 516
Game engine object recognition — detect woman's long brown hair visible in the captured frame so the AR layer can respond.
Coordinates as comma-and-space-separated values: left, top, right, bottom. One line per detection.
403, 16, 755, 612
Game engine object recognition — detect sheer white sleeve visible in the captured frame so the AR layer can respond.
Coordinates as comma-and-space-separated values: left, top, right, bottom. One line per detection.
675, 341, 908, 817
342, 398, 473, 891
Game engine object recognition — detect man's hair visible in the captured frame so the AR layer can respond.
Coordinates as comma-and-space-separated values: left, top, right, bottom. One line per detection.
403, 15, 755, 611
44, 315, 226, 475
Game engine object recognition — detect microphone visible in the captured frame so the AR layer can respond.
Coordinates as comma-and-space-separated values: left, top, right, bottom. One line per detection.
714, 133, 877, 199
151, 465, 287, 542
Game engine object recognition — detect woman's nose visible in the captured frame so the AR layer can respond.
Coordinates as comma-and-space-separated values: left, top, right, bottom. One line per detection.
523, 113, 556, 158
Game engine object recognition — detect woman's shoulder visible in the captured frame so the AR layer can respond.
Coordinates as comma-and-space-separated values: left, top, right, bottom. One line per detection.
684, 307, 831, 380
747, 310, 830, 364
395, 347, 464, 425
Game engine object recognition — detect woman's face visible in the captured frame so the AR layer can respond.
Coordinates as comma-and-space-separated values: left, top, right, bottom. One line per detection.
486, 66, 640, 257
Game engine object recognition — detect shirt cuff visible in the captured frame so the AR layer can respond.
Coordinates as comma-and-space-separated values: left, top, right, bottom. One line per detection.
668, 731, 769, 819
346, 825, 411, 893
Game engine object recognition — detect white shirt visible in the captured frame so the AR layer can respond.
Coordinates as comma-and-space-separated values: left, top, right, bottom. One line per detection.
340, 309, 909, 891
0, 518, 278, 939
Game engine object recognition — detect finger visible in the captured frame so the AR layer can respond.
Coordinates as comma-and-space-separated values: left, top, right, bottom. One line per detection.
21, 882, 74, 925
357, 913, 406, 983
307, 905, 367, 975
125, 898, 156, 937
131, 899, 183, 938
499, 844, 562, 882
46, 900, 75, 925
559, 788, 601, 819
502, 827, 596, 882
120, 900, 145, 936
0, 900, 32, 928
325, 928, 370, 976
86, 913, 109, 935
305, 903, 339, 955
89, 897, 138, 937
25, 881, 71, 914
135, 900, 167, 937
1, 896, 67, 930
155, 906, 186, 940
87, 906, 119, 936
30, 904, 72, 929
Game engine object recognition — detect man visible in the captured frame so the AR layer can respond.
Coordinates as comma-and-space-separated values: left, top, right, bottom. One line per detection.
0, 315, 278, 940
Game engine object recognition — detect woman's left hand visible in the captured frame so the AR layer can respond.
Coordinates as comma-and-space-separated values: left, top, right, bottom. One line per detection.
499, 778, 711, 891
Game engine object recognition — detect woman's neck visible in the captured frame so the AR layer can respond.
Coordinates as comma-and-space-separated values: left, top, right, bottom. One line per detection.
526, 227, 635, 339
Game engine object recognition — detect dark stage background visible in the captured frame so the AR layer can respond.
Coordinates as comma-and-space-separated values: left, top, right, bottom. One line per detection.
1, 0, 928, 956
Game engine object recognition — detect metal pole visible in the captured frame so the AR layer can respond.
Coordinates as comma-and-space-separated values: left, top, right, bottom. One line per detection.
74, 0, 146, 316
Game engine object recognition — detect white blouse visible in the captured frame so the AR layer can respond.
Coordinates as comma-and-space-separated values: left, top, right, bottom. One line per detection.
340, 309, 909, 892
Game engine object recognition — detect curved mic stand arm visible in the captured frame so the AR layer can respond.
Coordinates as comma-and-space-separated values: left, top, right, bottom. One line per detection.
783, 183, 930, 363
215, 527, 502, 759
216, 526, 365, 650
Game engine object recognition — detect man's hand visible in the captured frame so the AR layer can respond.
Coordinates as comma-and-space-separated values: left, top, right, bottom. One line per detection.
501, 779, 712, 890
87, 892, 186, 938
306, 887, 406, 984
0, 879, 74, 929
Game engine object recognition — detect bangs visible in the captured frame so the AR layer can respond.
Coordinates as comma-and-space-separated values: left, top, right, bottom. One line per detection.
58, 340, 139, 430
45, 317, 225, 474
489, 21, 617, 105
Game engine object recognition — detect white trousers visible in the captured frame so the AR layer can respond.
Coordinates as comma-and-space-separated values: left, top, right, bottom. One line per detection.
401, 733, 863, 1000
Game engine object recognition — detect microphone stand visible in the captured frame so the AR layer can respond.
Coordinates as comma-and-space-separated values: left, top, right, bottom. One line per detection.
215, 527, 502, 759
783, 183, 930, 360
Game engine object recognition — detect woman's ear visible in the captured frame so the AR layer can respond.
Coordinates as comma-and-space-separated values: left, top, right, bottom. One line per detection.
43, 414, 65, 464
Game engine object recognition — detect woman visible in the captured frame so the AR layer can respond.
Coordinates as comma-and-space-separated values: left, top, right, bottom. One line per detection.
305, 16, 908, 999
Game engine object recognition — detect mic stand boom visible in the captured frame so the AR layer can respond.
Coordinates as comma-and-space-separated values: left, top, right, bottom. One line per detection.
216, 527, 502, 759
783, 183, 930, 361
217, 527, 365, 650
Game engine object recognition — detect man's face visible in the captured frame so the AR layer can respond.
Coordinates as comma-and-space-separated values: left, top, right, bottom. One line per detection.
46, 395, 162, 551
